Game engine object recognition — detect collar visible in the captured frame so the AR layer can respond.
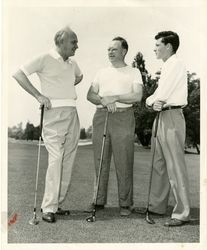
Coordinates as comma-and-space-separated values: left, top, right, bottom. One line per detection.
49, 49, 72, 64
164, 54, 177, 65
161, 54, 177, 71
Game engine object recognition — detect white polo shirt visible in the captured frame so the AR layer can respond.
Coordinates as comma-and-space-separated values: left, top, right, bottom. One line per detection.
21, 49, 82, 107
146, 54, 187, 107
92, 65, 143, 108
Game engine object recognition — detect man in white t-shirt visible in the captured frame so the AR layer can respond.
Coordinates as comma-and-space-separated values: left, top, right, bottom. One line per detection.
13, 26, 83, 223
87, 37, 143, 216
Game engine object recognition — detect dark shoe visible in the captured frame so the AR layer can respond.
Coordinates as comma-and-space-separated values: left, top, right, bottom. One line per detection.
164, 218, 189, 227
84, 203, 105, 213
120, 206, 131, 216
42, 212, 56, 223
56, 207, 70, 216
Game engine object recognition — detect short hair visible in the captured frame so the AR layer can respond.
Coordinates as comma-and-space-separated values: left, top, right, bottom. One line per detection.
54, 26, 72, 46
112, 36, 128, 52
155, 31, 180, 53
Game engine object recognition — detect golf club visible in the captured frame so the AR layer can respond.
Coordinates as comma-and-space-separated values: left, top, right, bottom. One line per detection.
29, 105, 44, 225
86, 111, 109, 222
145, 112, 160, 224
135, 112, 160, 224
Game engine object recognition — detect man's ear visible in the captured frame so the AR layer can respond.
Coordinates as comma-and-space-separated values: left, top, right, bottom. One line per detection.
166, 43, 172, 51
122, 48, 127, 57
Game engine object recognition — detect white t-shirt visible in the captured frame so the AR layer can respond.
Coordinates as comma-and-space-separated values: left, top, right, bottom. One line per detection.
21, 49, 82, 101
92, 65, 143, 108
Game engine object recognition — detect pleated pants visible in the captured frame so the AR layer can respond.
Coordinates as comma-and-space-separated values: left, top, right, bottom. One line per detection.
41, 107, 80, 213
149, 109, 190, 221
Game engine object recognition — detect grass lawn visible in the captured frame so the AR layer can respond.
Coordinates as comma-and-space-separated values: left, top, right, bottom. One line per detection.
7, 141, 200, 243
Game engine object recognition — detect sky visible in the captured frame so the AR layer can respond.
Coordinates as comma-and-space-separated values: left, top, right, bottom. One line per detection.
5, 0, 205, 129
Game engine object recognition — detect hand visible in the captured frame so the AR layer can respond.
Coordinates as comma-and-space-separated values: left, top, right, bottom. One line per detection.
101, 96, 117, 106
36, 94, 52, 110
106, 103, 117, 113
153, 100, 166, 111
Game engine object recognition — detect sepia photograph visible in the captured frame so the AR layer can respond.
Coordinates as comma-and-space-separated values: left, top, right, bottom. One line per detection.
1, 0, 207, 249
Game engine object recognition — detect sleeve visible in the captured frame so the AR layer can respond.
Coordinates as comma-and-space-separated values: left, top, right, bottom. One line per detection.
132, 68, 143, 92
146, 60, 186, 106
73, 60, 82, 77
91, 70, 101, 89
20, 54, 45, 76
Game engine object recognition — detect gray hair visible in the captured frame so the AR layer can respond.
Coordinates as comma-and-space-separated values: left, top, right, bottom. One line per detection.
54, 26, 73, 46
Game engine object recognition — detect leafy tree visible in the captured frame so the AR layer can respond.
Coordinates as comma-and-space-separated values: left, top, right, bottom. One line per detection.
183, 72, 200, 153
33, 125, 41, 140
24, 122, 35, 140
132, 52, 157, 147
80, 128, 87, 139
86, 125, 93, 139
8, 122, 24, 140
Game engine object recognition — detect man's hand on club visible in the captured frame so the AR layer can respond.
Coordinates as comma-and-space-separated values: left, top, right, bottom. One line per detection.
36, 94, 52, 110
106, 103, 117, 113
153, 100, 166, 111
101, 96, 117, 106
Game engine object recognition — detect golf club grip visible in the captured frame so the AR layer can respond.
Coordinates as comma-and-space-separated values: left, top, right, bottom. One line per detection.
39, 105, 44, 136
154, 112, 160, 138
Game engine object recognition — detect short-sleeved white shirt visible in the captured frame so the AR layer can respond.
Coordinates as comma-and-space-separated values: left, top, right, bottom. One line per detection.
21, 49, 82, 100
92, 65, 143, 108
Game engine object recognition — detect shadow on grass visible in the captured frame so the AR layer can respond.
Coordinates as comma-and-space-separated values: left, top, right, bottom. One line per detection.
56, 206, 199, 225
185, 150, 199, 155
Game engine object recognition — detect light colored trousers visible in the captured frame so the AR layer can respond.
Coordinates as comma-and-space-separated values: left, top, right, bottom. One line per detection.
149, 109, 190, 221
41, 107, 80, 213
92, 108, 135, 207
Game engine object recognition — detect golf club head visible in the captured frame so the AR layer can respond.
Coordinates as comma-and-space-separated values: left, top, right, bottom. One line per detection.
145, 212, 155, 224
29, 216, 39, 225
133, 207, 147, 214
86, 215, 96, 222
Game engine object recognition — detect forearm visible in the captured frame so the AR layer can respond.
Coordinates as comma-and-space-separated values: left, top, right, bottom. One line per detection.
116, 91, 142, 104
74, 74, 83, 86
87, 90, 102, 105
12, 70, 41, 100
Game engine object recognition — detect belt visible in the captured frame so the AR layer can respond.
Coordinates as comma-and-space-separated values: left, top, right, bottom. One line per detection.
97, 107, 133, 112
50, 99, 76, 108
162, 105, 183, 111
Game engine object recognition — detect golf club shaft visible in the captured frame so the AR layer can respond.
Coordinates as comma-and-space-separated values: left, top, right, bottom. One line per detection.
146, 112, 160, 210
93, 111, 109, 207
33, 105, 44, 212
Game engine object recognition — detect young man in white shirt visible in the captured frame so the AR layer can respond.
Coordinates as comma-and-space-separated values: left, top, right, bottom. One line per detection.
145, 31, 190, 227
87, 37, 143, 216
13, 26, 83, 223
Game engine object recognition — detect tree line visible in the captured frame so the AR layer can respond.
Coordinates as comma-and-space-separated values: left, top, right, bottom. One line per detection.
8, 123, 92, 141
8, 52, 200, 153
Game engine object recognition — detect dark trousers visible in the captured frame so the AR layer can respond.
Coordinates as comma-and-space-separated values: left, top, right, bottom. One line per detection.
92, 108, 135, 207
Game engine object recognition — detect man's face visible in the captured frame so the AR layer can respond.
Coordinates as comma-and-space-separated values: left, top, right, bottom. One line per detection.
108, 40, 126, 63
60, 32, 78, 59
154, 38, 168, 60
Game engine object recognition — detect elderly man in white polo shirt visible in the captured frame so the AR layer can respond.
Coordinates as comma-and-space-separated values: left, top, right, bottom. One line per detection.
13, 26, 83, 223
144, 31, 191, 227
87, 37, 143, 216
